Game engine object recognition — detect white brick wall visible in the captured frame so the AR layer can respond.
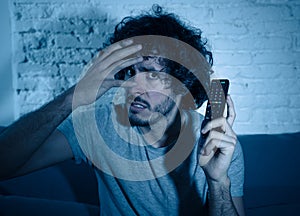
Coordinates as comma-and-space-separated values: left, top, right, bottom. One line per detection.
10, 0, 300, 134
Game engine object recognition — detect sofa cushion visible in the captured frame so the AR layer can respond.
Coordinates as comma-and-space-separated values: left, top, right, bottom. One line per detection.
0, 195, 99, 216
0, 160, 99, 206
239, 132, 300, 215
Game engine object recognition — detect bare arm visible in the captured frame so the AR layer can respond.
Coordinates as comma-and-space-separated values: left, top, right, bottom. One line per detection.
207, 178, 238, 215
0, 39, 143, 180
232, 196, 245, 216
206, 178, 247, 216
0, 88, 74, 180
200, 96, 245, 215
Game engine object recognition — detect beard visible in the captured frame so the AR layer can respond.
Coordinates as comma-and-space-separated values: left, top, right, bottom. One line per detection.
128, 96, 176, 127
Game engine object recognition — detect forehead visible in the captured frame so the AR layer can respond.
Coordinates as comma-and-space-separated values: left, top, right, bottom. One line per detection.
134, 57, 165, 72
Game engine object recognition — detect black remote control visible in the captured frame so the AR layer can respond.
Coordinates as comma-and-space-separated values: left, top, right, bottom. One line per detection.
201, 79, 229, 135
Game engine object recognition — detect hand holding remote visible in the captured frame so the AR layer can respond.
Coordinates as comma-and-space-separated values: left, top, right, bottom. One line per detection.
199, 79, 229, 166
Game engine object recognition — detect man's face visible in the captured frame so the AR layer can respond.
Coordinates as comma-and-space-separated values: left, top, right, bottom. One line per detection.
125, 58, 179, 127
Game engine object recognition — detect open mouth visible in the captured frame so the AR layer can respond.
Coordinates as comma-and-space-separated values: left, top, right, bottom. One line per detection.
129, 97, 150, 113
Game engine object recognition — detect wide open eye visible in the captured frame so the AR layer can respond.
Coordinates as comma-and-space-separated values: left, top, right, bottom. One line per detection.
147, 72, 159, 80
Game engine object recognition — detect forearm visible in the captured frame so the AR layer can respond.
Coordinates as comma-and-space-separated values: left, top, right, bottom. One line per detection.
207, 177, 238, 216
0, 87, 74, 177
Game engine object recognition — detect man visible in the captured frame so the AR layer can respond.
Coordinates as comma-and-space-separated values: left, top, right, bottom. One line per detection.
0, 5, 244, 215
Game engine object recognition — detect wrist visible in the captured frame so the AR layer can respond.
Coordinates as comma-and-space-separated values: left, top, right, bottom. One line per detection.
207, 176, 231, 193
207, 177, 238, 216
39, 86, 74, 117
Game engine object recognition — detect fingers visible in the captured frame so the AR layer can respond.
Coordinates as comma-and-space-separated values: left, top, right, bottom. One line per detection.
95, 57, 143, 94
199, 116, 237, 166
97, 39, 134, 62
202, 117, 228, 135
199, 96, 237, 169
226, 95, 236, 126
200, 130, 237, 156
199, 129, 237, 167
202, 116, 236, 137
101, 44, 142, 69
105, 56, 143, 79
89, 44, 142, 74
92, 39, 142, 71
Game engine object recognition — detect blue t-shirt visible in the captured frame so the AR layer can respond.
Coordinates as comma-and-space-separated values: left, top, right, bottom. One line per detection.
58, 103, 244, 215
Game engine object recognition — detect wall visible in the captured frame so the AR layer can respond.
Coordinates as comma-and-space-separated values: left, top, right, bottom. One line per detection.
9, 0, 300, 134
0, 0, 14, 126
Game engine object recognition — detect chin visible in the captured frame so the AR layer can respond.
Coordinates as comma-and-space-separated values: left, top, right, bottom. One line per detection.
128, 115, 150, 127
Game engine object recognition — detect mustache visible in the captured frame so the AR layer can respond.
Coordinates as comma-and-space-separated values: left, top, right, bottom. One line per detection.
127, 95, 151, 109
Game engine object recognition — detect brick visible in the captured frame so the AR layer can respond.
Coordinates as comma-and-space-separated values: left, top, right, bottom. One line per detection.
55, 34, 105, 49
211, 5, 291, 23
93, 22, 113, 36
263, 20, 300, 34
12, 3, 57, 20
229, 81, 250, 95
55, 34, 85, 48
26, 49, 56, 65
17, 63, 59, 77
13, 20, 35, 33
84, 34, 106, 49
204, 22, 248, 36
252, 0, 289, 4
290, 4, 300, 19
22, 33, 49, 50
252, 51, 299, 64
234, 108, 253, 122
237, 65, 297, 79
59, 63, 83, 78
55, 48, 93, 64
56, 18, 92, 34
172, 5, 211, 24
254, 95, 286, 109
233, 96, 255, 109
255, 36, 292, 50
252, 108, 293, 124
212, 35, 291, 51
240, 79, 299, 95
213, 51, 252, 66
234, 122, 300, 134
17, 90, 54, 105
17, 76, 66, 91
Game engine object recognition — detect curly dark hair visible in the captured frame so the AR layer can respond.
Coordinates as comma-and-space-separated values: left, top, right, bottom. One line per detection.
108, 5, 213, 109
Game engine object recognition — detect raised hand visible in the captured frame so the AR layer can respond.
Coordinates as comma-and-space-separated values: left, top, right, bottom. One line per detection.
72, 39, 143, 108
199, 95, 237, 183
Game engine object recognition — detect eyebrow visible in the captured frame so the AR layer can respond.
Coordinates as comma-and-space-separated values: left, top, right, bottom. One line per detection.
136, 65, 166, 73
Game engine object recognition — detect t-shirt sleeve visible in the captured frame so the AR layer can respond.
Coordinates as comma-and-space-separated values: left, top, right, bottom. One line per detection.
57, 114, 88, 164
228, 139, 245, 197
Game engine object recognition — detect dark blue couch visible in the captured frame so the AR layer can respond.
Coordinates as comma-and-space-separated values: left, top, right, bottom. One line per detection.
1, 132, 300, 215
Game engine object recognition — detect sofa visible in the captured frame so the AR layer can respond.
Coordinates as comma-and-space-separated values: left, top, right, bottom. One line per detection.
1, 130, 300, 216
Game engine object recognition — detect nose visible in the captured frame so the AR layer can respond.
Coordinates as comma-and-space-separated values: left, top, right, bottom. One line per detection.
128, 73, 147, 96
